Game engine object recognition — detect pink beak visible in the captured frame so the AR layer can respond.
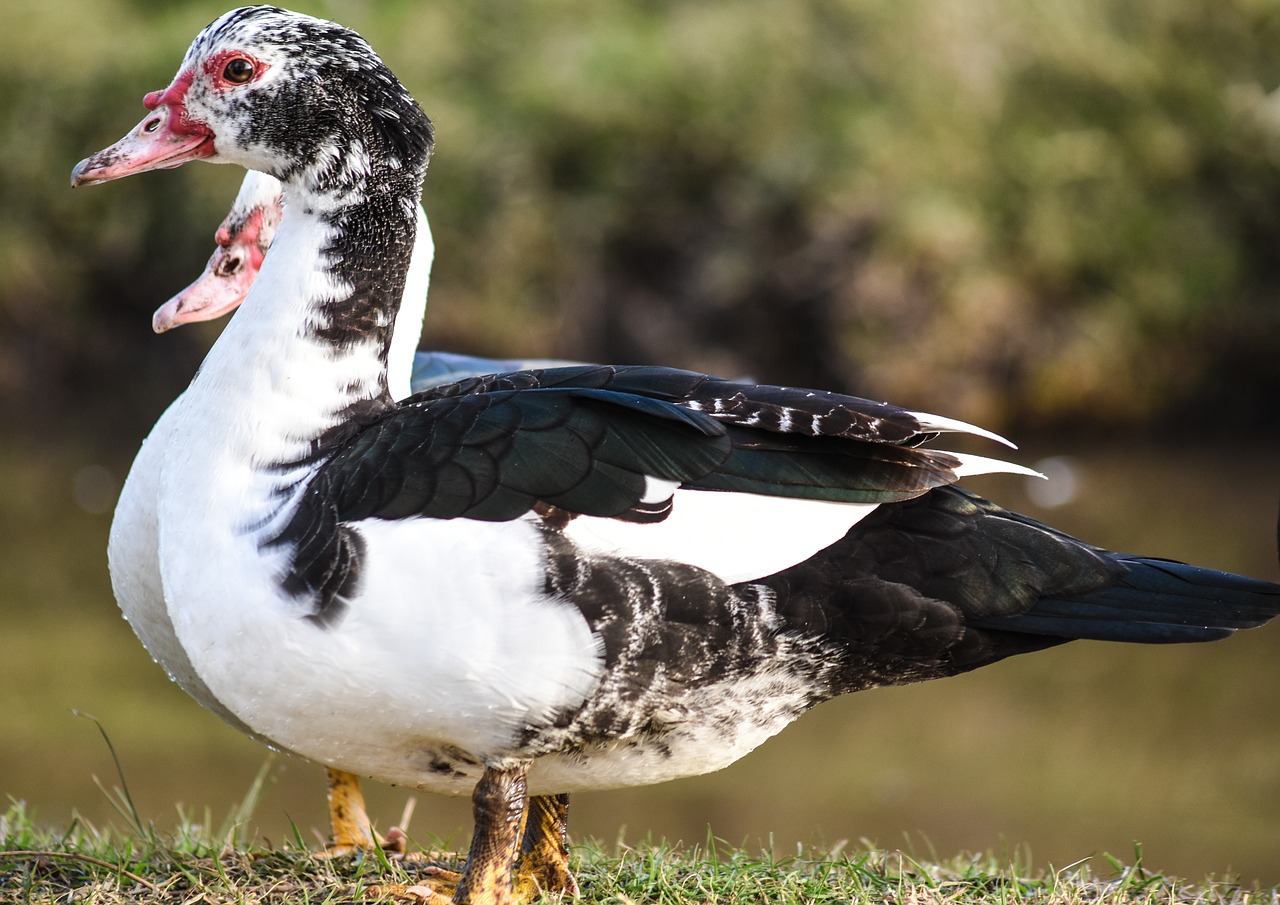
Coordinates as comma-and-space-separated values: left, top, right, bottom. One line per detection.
71, 80, 215, 187
152, 195, 279, 333
152, 241, 259, 333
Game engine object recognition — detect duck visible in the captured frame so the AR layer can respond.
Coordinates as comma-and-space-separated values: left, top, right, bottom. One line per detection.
144, 168, 579, 859
103, 160, 428, 857
71, 8, 1280, 905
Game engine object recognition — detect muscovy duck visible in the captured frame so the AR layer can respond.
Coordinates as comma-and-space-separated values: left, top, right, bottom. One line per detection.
146, 169, 579, 857
72, 8, 1280, 904
152, 171, 282, 334
104, 141, 437, 853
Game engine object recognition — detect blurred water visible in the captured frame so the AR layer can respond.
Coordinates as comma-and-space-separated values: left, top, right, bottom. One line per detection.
2, 439, 1278, 883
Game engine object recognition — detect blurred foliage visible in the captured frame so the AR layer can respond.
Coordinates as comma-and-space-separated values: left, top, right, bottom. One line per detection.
4, 0, 1280, 449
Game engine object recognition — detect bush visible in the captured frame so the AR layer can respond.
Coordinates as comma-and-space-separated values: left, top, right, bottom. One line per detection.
5, 0, 1280, 446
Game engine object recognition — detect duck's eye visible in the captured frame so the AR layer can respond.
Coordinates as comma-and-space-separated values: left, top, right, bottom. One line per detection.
223, 57, 255, 84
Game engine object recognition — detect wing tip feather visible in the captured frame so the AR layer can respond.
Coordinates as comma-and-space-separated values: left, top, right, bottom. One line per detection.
908, 410, 1018, 449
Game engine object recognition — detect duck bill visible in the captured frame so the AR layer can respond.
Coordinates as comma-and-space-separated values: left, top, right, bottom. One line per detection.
153, 198, 277, 332
71, 95, 215, 187
152, 246, 254, 333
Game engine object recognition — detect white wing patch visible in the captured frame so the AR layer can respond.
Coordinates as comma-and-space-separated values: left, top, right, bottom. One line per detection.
562, 489, 879, 584
949, 451, 1045, 480
563, 446, 1039, 584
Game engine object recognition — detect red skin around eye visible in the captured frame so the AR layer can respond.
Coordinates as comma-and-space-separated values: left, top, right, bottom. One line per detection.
202, 50, 270, 90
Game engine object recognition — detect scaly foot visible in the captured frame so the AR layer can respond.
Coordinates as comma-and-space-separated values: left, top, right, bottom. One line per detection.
363, 774, 578, 904
514, 794, 577, 899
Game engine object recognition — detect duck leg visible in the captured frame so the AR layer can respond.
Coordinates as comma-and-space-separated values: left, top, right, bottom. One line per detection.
323, 768, 383, 855
363, 778, 575, 903
514, 794, 577, 899
451, 762, 530, 905
434, 793, 572, 901
324, 770, 464, 867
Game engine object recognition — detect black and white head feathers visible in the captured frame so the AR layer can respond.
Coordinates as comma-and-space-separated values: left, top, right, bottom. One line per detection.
178, 6, 433, 193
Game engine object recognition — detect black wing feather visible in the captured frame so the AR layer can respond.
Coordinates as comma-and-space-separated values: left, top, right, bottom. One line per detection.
273, 367, 1009, 621
405, 365, 982, 502
414, 365, 935, 445
691, 427, 964, 502
286, 387, 732, 532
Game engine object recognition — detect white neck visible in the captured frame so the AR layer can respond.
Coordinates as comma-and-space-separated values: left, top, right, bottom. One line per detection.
204, 208, 381, 436
388, 206, 432, 400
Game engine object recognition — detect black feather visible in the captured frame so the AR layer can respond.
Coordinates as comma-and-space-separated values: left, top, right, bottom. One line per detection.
270, 385, 736, 616
414, 365, 934, 445
758, 485, 1280, 688
689, 427, 964, 501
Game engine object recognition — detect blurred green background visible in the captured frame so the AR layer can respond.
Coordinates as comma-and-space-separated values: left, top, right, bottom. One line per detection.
3, 0, 1280, 886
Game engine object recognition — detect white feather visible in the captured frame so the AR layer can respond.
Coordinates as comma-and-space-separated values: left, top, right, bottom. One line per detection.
155, 202, 602, 786
950, 451, 1045, 479
563, 489, 878, 584
908, 409, 1018, 448
110, 169, 445, 747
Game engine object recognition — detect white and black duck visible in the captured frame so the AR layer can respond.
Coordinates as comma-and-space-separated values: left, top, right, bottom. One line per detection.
72, 7, 1280, 904
104, 161, 430, 855
134, 168, 580, 856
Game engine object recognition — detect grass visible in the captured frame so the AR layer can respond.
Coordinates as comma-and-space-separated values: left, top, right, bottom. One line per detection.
2, 800, 1276, 905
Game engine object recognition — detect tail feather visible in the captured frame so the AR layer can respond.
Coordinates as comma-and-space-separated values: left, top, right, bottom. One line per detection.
774, 485, 1280, 686
977, 558, 1280, 643
983, 613, 1234, 644
748, 482, 1280, 698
